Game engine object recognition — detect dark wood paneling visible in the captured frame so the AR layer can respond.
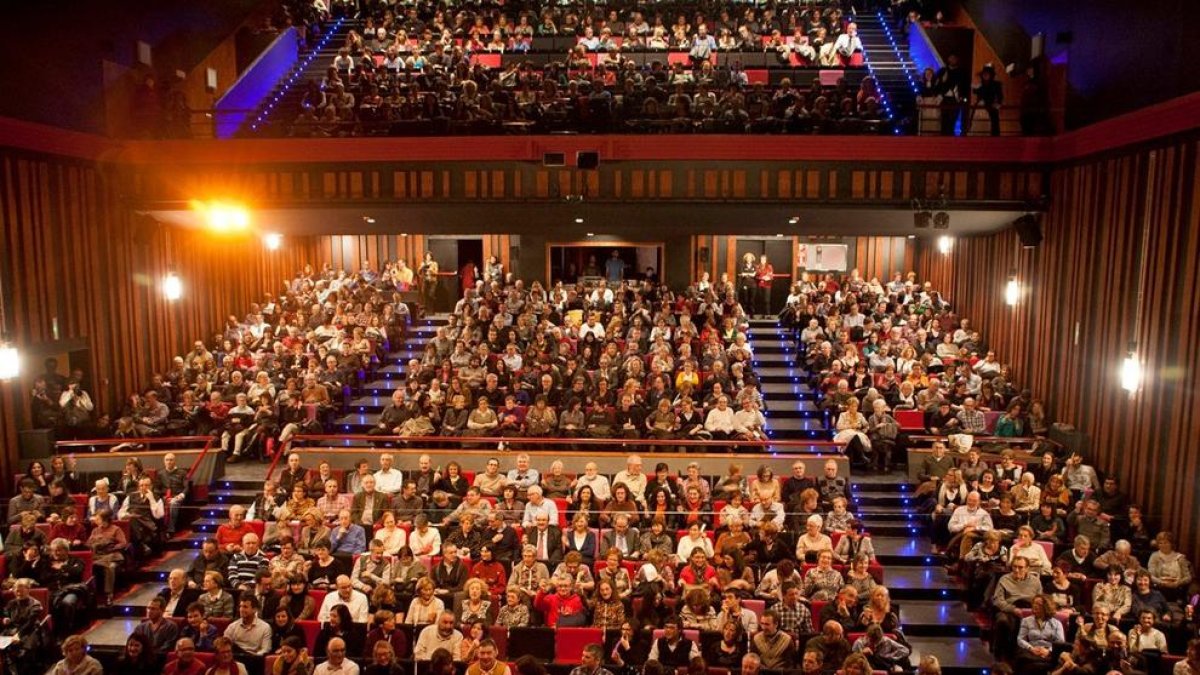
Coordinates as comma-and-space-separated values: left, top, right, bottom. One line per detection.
916, 135, 1200, 557
853, 237, 914, 281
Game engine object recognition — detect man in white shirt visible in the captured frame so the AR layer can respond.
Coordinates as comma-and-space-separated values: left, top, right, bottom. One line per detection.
705, 396, 737, 439
588, 280, 614, 308
579, 315, 606, 340
507, 454, 541, 492
521, 486, 559, 527
318, 575, 371, 623
948, 492, 993, 558
612, 455, 647, 506
833, 22, 864, 61
414, 611, 463, 660
223, 596, 272, 655
373, 453, 404, 495
750, 494, 786, 529
575, 462, 612, 502
733, 399, 767, 441
1127, 610, 1168, 654
315, 637, 360, 675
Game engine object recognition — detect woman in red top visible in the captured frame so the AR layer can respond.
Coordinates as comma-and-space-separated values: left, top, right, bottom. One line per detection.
469, 545, 508, 598
754, 255, 775, 318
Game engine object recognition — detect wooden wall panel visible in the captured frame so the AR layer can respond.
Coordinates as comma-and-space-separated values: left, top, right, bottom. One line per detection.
853, 236, 914, 281
0, 150, 316, 481
915, 134, 1200, 556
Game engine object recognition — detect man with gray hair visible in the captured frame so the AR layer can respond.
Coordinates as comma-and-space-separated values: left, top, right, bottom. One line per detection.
741, 653, 762, 675
521, 486, 558, 526
315, 637, 359, 675
373, 454, 403, 495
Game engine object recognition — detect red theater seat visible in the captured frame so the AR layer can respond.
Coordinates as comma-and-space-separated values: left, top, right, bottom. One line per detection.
70, 551, 94, 582
895, 410, 924, 430
246, 521, 267, 540
309, 590, 328, 610
297, 619, 320, 652
555, 627, 604, 664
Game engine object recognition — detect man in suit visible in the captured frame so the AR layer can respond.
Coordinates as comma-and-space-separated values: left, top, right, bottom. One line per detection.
431, 542, 469, 600
484, 512, 521, 563
158, 568, 201, 617
277, 453, 308, 497
350, 474, 391, 528
523, 512, 564, 567
600, 514, 640, 560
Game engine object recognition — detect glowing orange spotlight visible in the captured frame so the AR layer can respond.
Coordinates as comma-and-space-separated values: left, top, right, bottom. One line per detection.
191, 200, 251, 233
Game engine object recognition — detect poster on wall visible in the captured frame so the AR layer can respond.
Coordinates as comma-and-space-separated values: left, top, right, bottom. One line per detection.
796, 243, 849, 271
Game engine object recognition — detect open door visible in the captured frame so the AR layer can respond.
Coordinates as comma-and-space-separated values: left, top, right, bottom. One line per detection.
734, 238, 793, 315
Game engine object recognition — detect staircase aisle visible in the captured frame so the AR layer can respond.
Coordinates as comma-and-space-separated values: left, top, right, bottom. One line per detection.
855, 12, 920, 133
747, 319, 827, 443
244, 17, 356, 137
750, 318, 992, 673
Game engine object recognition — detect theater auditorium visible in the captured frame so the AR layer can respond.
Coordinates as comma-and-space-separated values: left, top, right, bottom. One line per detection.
0, 1, 1198, 674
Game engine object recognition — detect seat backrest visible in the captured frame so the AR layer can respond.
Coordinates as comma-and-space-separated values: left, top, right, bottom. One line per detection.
69, 550, 94, 582
894, 409, 924, 430
297, 619, 321, 652
246, 521, 267, 539
309, 590, 328, 611
554, 627, 605, 664
488, 624, 509, 659
742, 599, 765, 621
29, 588, 49, 617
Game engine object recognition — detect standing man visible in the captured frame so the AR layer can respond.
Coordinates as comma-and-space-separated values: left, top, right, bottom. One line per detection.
604, 250, 626, 284
936, 54, 971, 136
418, 251, 439, 314
738, 253, 757, 310
755, 254, 774, 318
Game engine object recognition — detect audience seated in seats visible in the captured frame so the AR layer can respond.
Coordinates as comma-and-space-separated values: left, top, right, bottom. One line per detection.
37, 260, 1200, 674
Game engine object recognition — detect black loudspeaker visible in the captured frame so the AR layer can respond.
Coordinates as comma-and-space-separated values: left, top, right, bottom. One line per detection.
1013, 214, 1043, 248
542, 152, 565, 167
576, 151, 600, 170
698, 247, 710, 264
1056, 31, 1074, 45
19, 429, 55, 460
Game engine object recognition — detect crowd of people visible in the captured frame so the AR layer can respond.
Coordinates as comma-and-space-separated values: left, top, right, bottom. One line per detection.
284, 2, 897, 137
86, 448, 924, 675
17, 245, 1200, 675
910, 438, 1200, 673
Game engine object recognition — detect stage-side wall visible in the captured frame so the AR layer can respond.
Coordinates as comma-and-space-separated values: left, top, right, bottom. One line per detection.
916, 131, 1200, 555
